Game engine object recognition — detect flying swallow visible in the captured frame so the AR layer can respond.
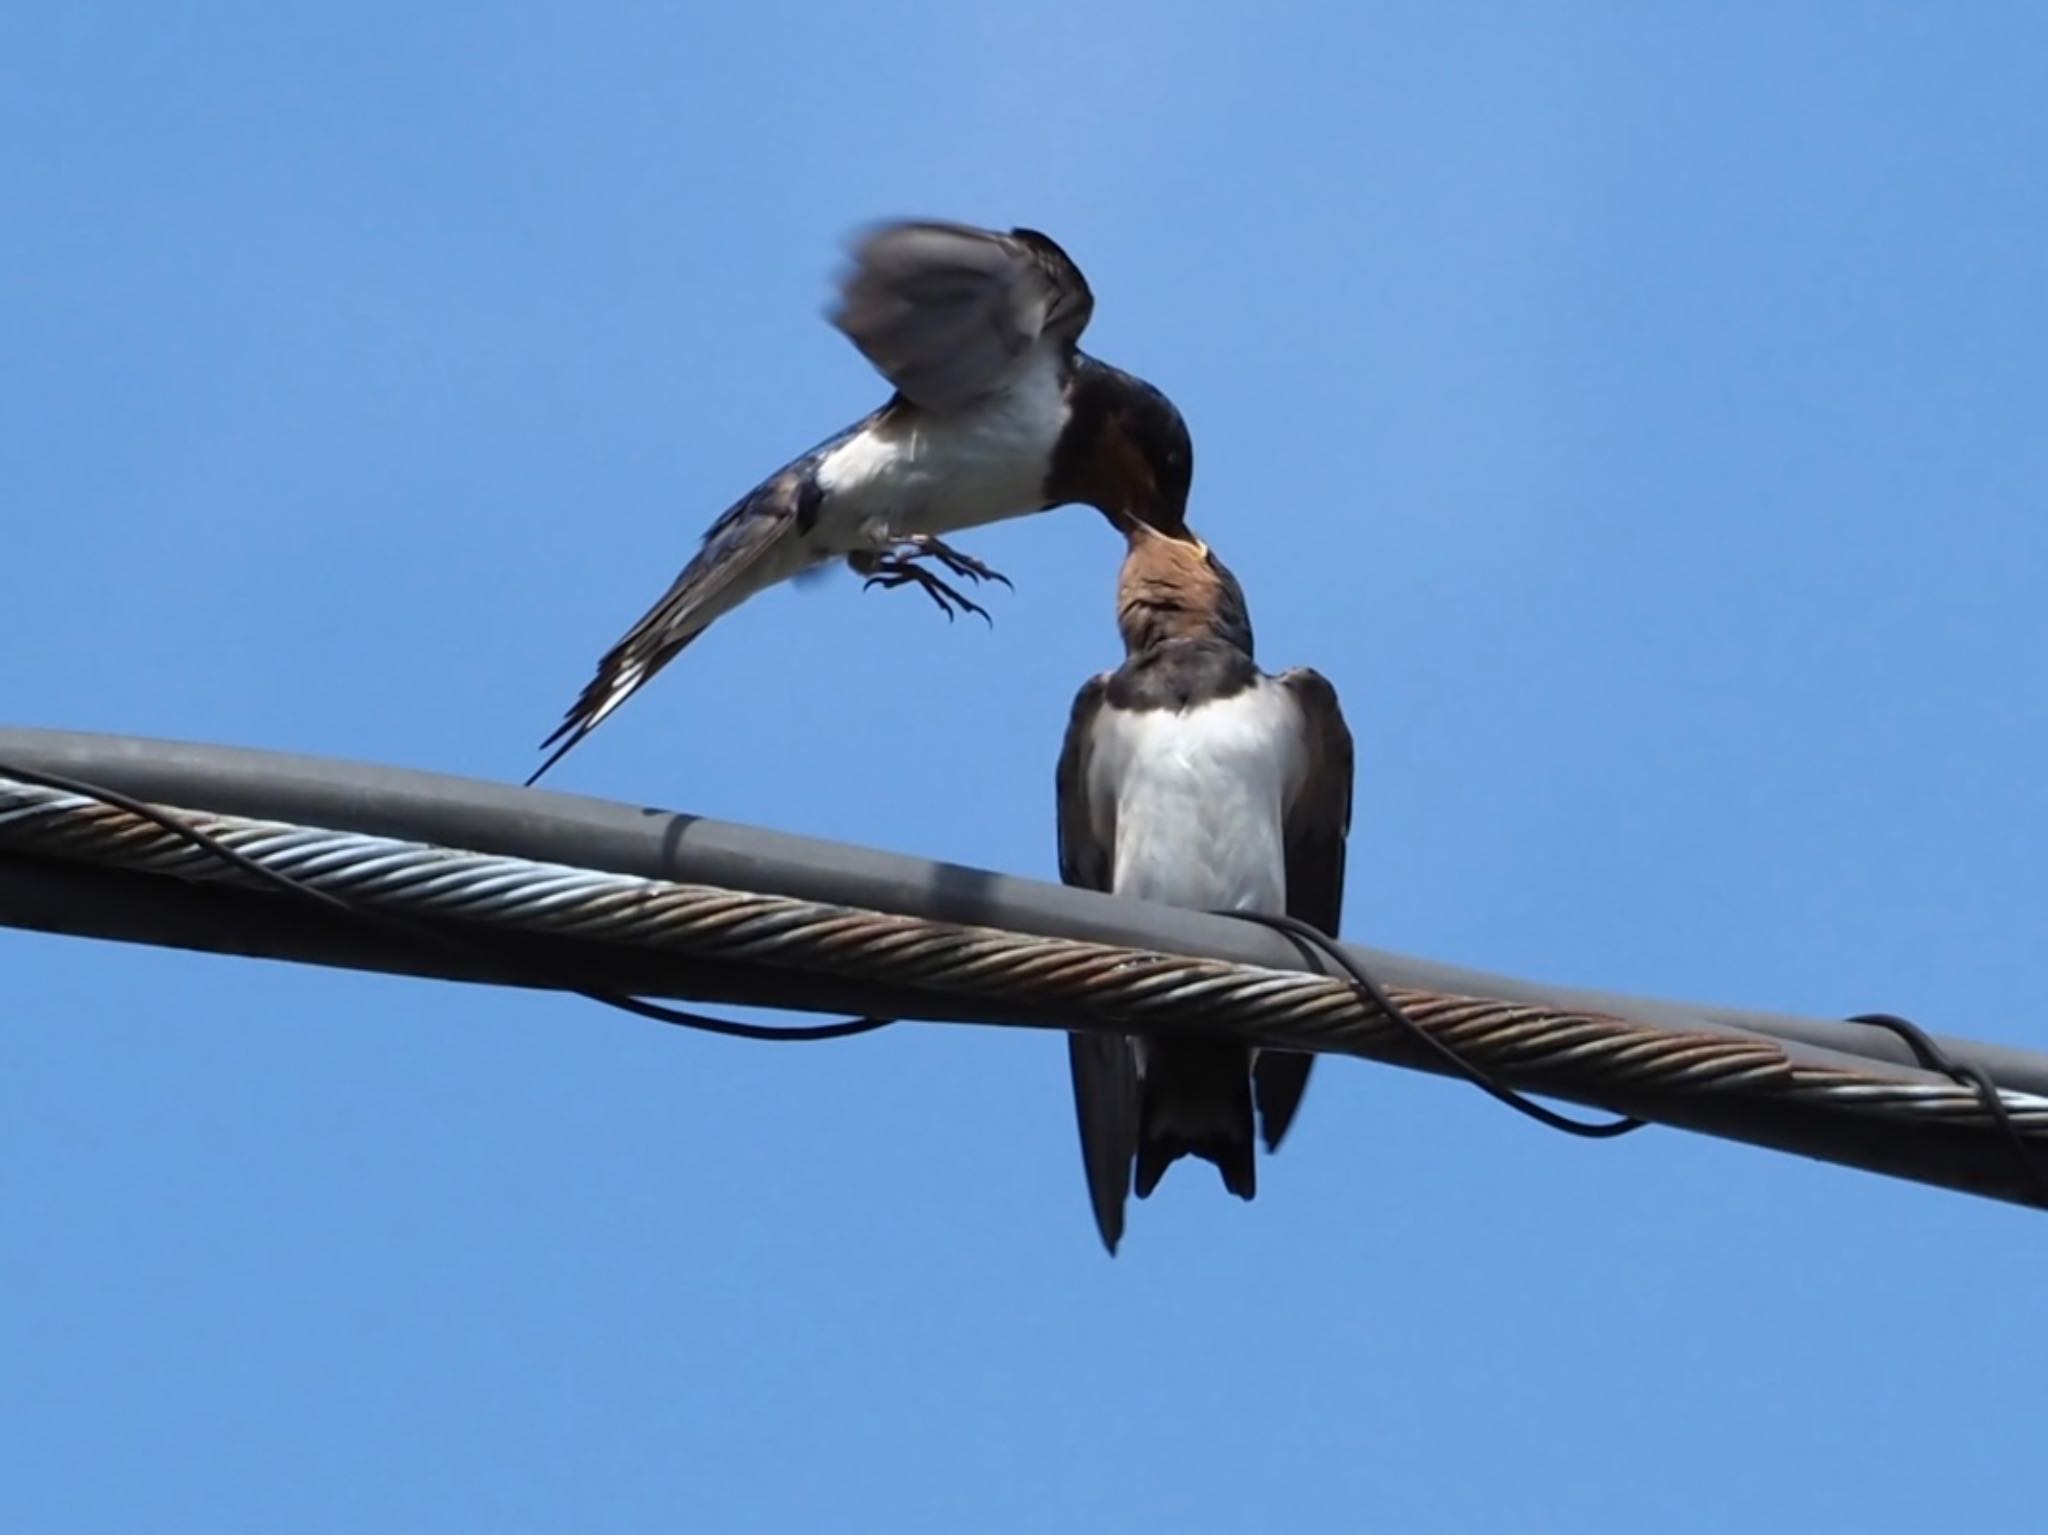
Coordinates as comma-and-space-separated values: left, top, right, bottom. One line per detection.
526, 220, 1194, 784
1053, 525, 1355, 1253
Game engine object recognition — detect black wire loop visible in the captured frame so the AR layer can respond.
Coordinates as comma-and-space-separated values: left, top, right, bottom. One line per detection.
1846, 1012, 2048, 1203
1216, 908, 1645, 1140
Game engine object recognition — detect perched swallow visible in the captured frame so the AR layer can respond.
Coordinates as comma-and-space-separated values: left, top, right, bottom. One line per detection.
1053, 525, 1354, 1253
526, 220, 1194, 784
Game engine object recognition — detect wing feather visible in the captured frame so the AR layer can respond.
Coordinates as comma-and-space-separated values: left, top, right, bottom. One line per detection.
1252, 667, 1356, 1150
831, 221, 1094, 414
1054, 674, 1137, 1253
525, 471, 812, 784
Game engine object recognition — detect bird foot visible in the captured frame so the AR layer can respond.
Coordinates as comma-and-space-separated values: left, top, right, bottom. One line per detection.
893, 535, 1014, 592
857, 559, 993, 625
851, 538, 1009, 625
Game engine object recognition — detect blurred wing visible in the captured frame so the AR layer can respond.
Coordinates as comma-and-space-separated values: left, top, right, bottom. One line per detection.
526, 468, 816, 785
1252, 667, 1356, 1151
831, 221, 1095, 414
1055, 674, 1136, 1253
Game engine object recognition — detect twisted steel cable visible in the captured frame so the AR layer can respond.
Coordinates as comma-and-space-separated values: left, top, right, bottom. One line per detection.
9, 771, 2048, 1164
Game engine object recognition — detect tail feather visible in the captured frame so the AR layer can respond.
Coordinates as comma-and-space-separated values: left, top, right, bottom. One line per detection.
1252, 1049, 1315, 1152
1133, 1039, 1257, 1202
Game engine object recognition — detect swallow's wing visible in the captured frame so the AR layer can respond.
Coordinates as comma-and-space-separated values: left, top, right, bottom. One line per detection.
1055, 673, 1138, 1254
526, 466, 819, 785
1252, 667, 1356, 1151
831, 221, 1095, 414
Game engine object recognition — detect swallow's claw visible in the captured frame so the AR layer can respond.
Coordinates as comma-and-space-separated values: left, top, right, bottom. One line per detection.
856, 556, 993, 626
863, 569, 959, 622
895, 535, 1014, 591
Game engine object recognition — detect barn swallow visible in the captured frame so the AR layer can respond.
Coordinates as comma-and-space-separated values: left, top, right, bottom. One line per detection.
1053, 525, 1354, 1253
525, 219, 1195, 784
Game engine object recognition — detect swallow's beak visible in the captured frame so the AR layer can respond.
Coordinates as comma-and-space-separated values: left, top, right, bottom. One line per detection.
1123, 517, 1209, 560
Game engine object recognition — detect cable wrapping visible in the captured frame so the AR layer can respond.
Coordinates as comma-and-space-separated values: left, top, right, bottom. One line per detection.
9, 772, 2048, 1162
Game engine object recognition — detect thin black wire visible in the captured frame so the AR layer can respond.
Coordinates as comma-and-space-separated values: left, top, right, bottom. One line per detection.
1846, 1012, 2048, 1203
1219, 908, 1645, 1139
0, 759, 892, 1043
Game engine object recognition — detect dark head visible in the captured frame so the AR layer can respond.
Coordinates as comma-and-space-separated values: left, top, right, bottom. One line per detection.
1047, 358, 1195, 541
1114, 523, 1254, 659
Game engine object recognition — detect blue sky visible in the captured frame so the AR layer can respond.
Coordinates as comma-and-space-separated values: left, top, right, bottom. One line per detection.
5, 4, 2046, 1529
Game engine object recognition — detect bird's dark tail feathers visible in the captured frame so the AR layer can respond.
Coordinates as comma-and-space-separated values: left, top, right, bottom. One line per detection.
1133, 1038, 1257, 1202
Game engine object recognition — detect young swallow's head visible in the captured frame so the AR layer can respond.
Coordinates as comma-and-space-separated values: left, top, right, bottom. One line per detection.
1114, 522, 1254, 657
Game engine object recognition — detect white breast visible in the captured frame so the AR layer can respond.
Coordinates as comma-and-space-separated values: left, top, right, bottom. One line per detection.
811, 346, 1069, 551
1088, 681, 1306, 916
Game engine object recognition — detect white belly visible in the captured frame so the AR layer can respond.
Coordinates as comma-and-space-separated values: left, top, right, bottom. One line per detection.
811, 347, 1068, 550
1089, 682, 1304, 916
